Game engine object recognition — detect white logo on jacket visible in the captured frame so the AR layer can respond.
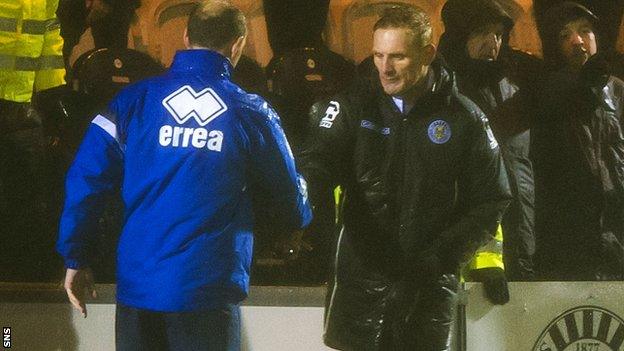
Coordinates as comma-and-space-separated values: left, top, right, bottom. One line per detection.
319, 101, 340, 128
163, 85, 227, 126
160, 85, 226, 152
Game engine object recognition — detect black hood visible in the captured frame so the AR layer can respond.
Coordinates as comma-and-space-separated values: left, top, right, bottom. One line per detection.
540, 1, 599, 69
439, 0, 514, 80
441, 0, 514, 41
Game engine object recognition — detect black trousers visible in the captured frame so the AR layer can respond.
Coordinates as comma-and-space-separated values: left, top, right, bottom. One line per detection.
0, 100, 58, 281
115, 303, 241, 351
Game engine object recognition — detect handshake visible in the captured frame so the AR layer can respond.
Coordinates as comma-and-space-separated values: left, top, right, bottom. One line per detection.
274, 229, 313, 261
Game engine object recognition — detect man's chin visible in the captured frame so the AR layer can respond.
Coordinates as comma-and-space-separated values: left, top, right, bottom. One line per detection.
381, 84, 403, 96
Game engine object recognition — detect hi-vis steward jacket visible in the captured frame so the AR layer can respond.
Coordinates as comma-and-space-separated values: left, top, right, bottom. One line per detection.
0, 0, 65, 103
57, 50, 312, 312
298, 60, 511, 350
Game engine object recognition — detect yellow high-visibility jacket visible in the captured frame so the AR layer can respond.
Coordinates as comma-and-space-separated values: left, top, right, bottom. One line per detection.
466, 224, 504, 271
0, 0, 65, 103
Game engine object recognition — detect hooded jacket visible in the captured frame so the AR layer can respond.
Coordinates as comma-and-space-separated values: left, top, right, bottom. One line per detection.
533, 2, 624, 279
298, 59, 510, 350
439, 0, 538, 279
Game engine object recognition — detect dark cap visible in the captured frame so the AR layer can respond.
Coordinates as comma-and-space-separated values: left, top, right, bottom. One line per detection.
441, 0, 514, 38
541, 2, 599, 67
543, 1, 598, 34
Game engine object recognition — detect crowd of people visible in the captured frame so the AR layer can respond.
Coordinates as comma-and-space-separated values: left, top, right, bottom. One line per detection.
2, 0, 624, 350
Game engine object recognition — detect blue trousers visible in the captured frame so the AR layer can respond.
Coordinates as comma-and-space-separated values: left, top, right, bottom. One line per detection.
115, 302, 241, 351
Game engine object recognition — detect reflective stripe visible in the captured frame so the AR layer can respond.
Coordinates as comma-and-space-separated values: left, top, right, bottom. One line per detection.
0, 17, 17, 32
0, 17, 58, 34
0, 55, 64, 71
22, 19, 47, 35
38, 55, 64, 69
92, 115, 118, 141
324, 225, 345, 334
475, 237, 503, 255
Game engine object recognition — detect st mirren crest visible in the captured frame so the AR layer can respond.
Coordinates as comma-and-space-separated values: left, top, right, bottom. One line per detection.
162, 85, 228, 126
533, 306, 624, 351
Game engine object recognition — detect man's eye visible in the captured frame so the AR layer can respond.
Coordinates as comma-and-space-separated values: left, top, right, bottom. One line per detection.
580, 27, 592, 34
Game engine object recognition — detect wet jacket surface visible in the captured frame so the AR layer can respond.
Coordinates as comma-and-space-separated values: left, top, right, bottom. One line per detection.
439, 0, 538, 280
298, 61, 511, 350
533, 64, 624, 280
57, 50, 312, 312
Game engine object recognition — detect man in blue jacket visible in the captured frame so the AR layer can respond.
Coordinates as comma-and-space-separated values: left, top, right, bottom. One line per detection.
56, 1, 312, 350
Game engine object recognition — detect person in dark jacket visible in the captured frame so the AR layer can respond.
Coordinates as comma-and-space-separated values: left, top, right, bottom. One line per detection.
439, 0, 539, 296
298, 6, 511, 350
533, 1, 624, 280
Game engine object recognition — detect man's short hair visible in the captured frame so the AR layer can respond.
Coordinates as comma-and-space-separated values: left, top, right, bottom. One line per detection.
373, 5, 433, 48
187, 1, 247, 50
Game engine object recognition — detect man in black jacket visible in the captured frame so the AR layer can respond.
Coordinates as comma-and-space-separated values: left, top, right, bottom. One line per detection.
439, 0, 539, 297
298, 5, 511, 350
533, 1, 624, 280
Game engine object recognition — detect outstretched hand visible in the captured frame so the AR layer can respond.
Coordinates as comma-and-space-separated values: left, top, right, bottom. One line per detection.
276, 230, 312, 261
63, 268, 97, 318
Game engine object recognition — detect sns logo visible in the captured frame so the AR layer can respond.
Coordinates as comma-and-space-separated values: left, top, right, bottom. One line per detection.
319, 101, 340, 128
160, 85, 226, 152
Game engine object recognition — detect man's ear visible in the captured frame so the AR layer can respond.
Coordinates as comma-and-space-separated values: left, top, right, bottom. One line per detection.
421, 44, 437, 65
183, 28, 191, 49
229, 35, 247, 67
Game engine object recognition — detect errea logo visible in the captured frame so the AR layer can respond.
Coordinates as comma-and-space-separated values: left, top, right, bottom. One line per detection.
160, 85, 226, 152
533, 306, 624, 351
163, 85, 227, 126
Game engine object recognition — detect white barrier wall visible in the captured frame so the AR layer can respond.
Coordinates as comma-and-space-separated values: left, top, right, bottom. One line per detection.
0, 304, 333, 351
464, 282, 624, 351
0, 285, 333, 351
3, 282, 624, 351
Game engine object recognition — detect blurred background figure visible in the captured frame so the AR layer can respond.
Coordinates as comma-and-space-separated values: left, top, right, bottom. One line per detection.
57, 0, 141, 70
533, 2, 624, 281
0, 0, 66, 281
439, 0, 539, 305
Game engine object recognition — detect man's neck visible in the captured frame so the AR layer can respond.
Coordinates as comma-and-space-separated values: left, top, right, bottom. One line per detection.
392, 70, 432, 108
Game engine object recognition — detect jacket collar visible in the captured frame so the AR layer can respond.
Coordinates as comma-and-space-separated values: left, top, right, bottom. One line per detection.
169, 49, 233, 79
380, 59, 455, 116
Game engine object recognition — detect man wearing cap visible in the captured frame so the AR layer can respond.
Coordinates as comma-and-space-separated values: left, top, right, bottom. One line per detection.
533, 1, 624, 280
439, 0, 539, 301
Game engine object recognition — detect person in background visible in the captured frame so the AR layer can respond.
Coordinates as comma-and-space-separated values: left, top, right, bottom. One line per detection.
0, 0, 66, 281
439, 0, 539, 304
57, 0, 140, 70
533, 1, 624, 281
57, 1, 311, 350
298, 5, 510, 350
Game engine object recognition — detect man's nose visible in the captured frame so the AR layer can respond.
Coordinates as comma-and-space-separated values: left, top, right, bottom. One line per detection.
570, 32, 584, 46
380, 58, 393, 74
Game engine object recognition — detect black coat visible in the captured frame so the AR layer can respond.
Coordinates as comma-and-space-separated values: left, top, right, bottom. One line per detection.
297, 61, 511, 350
450, 53, 539, 280
533, 62, 624, 280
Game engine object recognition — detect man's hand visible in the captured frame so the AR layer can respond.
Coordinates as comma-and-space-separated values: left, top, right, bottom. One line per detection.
471, 267, 510, 305
276, 230, 312, 261
63, 268, 97, 318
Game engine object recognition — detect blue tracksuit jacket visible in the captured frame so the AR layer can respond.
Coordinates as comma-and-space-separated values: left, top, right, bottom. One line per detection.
57, 50, 312, 312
